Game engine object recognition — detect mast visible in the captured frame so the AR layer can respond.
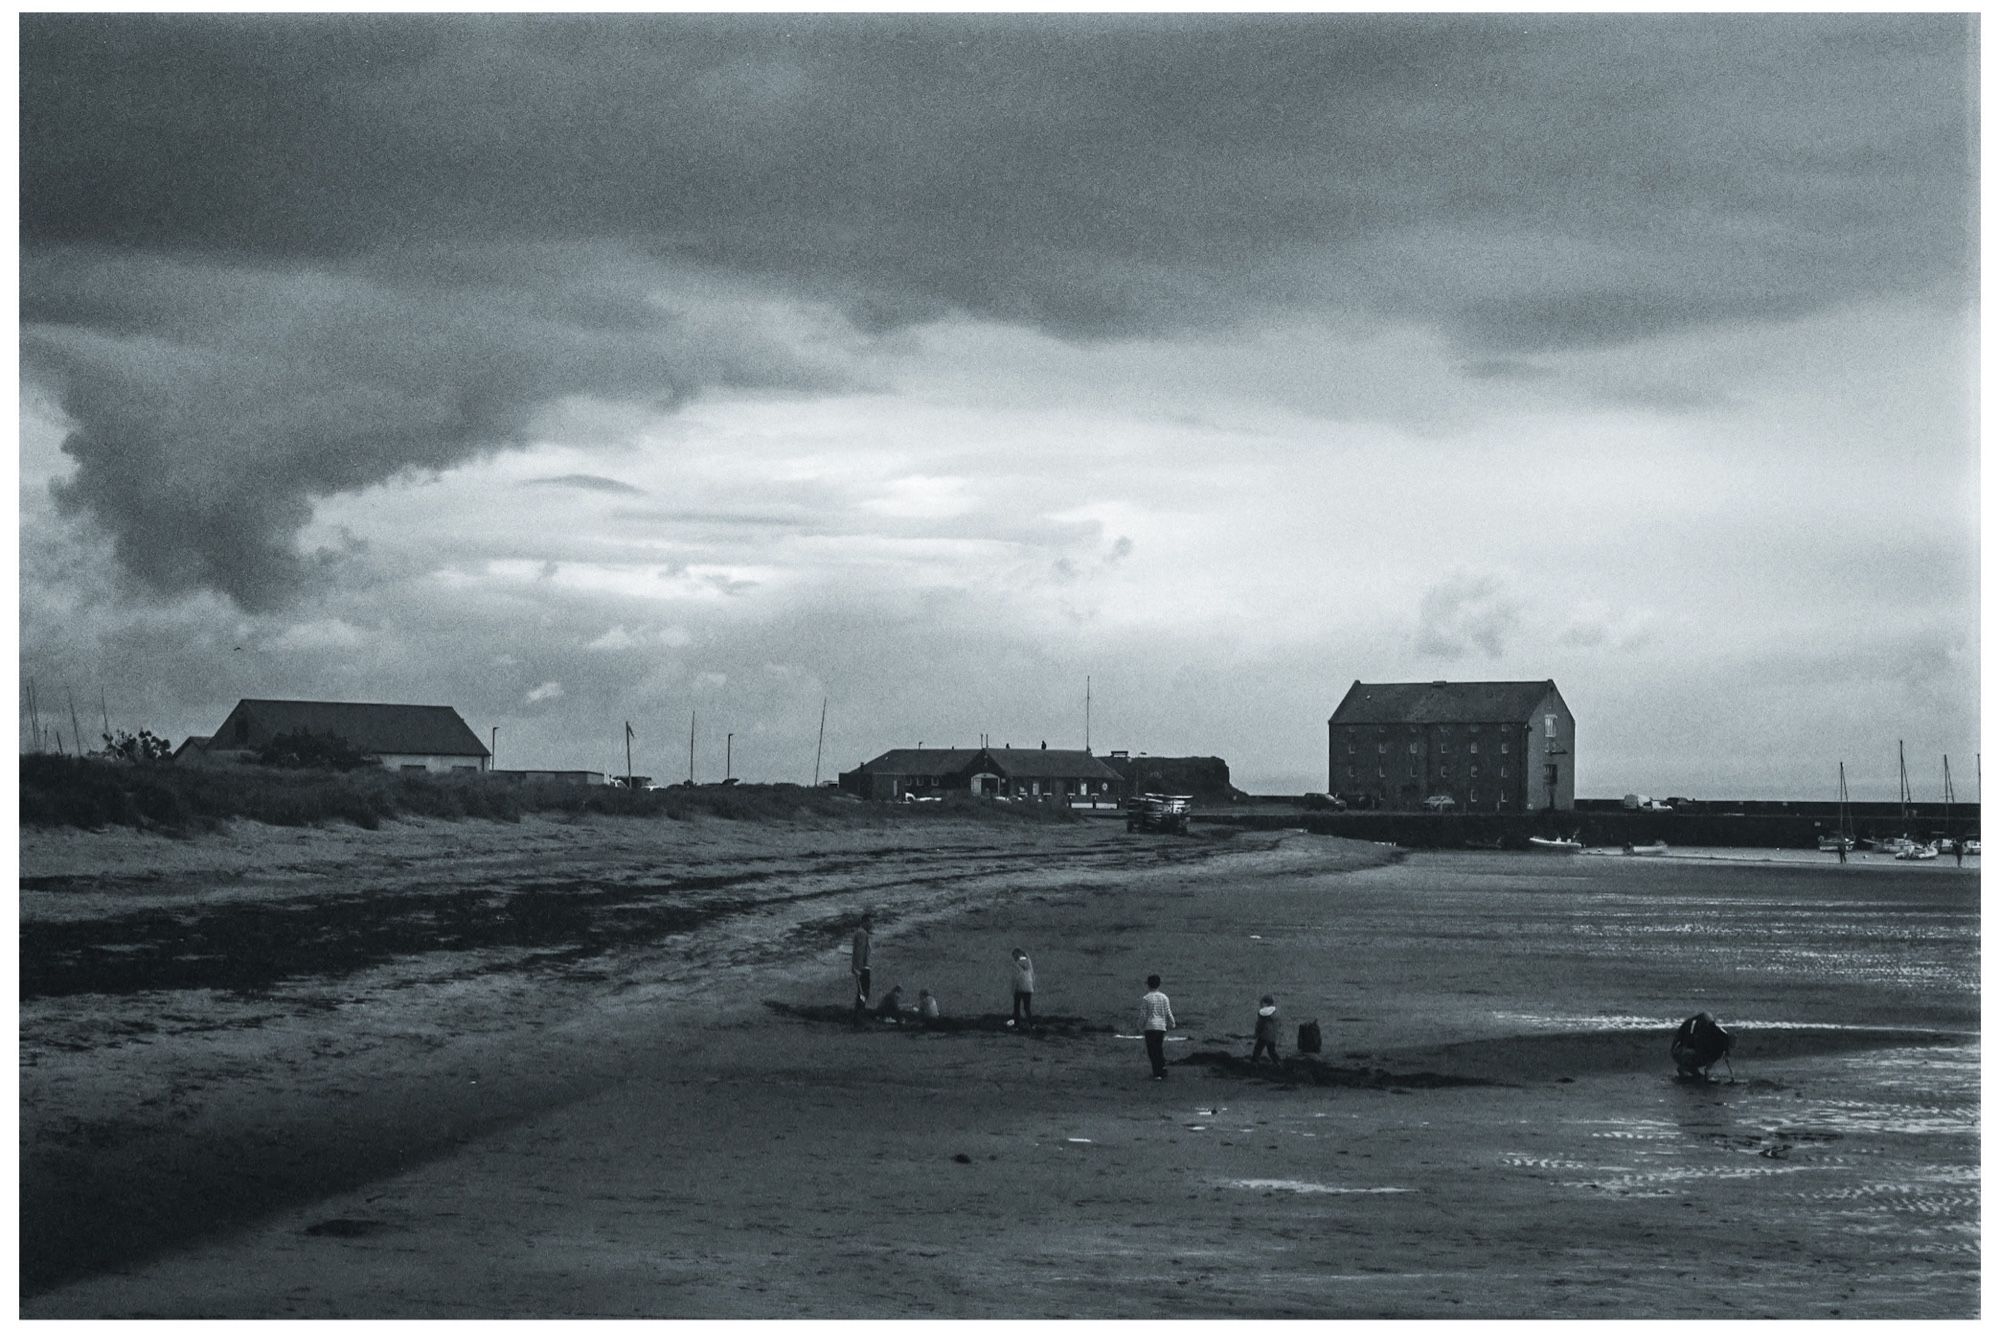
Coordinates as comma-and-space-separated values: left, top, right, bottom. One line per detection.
1943, 755, 1954, 846
1898, 740, 1910, 832
1838, 761, 1851, 852
812, 698, 827, 787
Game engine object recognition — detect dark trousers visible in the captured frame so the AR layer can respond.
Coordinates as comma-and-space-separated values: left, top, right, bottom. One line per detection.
1145, 1029, 1167, 1077
1252, 1038, 1279, 1063
1012, 991, 1033, 1022
851, 967, 871, 1024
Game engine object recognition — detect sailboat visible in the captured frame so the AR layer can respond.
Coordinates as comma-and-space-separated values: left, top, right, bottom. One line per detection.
1864, 742, 1919, 854
1818, 762, 1855, 853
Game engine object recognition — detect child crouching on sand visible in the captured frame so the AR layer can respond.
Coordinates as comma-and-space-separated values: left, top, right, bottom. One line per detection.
1252, 995, 1281, 1063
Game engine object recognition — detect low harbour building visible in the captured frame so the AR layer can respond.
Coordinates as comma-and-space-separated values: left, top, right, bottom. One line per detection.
839, 744, 1123, 804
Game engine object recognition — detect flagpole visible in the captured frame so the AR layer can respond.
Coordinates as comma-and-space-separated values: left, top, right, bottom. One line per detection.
625, 722, 633, 788
689, 711, 696, 786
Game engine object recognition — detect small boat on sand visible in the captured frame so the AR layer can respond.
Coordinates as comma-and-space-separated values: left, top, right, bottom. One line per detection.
1620, 841, 1668, 856
1894, 842, 1939, 861
1528, 834, 1585, 852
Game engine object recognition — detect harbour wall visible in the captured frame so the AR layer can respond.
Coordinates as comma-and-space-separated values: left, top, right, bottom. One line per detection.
1195, 804, 1980, 852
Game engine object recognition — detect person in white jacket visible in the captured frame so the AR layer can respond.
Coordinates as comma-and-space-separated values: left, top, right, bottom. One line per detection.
1009, 947, 1037, 1028
1138, 975, 1176, 1080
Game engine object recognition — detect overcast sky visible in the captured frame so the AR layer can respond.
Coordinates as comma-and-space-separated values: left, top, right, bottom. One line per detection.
17, 13, 1979, 798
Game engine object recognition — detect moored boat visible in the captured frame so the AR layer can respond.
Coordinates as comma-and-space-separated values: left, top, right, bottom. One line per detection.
1527, 834, 1585, 852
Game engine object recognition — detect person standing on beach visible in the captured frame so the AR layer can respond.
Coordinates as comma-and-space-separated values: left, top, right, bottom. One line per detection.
1139, 974, 1175, 1080
850, 913, 873, 1026
1252, 995, 1281, 1063
1009, 947, 1036, 1029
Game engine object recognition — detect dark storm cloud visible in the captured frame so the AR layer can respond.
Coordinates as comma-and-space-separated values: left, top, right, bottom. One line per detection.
20, 13, 1974, 606
24, 244, 854, 608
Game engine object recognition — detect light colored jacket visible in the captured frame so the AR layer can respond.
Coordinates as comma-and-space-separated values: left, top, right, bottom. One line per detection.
1139, 990, 1175, 1032
1013, 954, 1036, 994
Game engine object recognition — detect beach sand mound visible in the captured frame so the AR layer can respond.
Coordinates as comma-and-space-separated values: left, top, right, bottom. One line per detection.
762, 1000, 1113, 1037
1175, 1049, 1499, 1089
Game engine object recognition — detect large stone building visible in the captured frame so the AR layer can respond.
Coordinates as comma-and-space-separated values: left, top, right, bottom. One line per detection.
176, 699, 491, 772
1327, 679, 1574, 812
839, 744, 1122, 803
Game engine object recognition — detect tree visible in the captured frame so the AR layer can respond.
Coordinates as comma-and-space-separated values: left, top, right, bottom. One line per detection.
101, 729, 172, 764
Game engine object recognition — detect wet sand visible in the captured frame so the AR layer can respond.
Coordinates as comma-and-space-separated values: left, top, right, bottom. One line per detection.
20, 819, 1977, 1316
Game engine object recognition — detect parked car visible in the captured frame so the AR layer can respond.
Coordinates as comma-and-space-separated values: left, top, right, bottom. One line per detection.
1422, 794, 1457, 811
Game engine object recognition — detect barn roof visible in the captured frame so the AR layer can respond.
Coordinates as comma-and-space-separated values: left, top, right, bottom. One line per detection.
219, 699, 490, 757
1328, 680, 1563, 727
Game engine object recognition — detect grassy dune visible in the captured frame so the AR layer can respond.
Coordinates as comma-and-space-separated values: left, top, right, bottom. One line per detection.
17, 754, 1074, 833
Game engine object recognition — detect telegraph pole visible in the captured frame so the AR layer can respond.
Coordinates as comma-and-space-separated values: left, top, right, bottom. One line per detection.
726, 732, 734, 781
688, 711, 696, 786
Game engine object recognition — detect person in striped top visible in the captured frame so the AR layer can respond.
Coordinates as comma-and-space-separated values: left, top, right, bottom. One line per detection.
1139, 975, 1176, 1080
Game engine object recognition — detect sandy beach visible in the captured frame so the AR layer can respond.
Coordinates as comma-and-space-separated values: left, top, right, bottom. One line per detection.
21, 814, 1977, 1317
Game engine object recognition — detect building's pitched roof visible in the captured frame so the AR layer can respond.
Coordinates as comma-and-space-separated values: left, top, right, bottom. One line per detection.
1328, 680, 1563, 727
855, 748, 987, 777
221, 699, 490, 757
982, 748, 1122, 781
854, 746, 1121, 782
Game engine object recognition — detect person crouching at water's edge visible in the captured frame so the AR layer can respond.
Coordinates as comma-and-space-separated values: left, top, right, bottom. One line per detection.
1140, 975, 1175, 1080
1671, 1011, 1733, 1080
1010, 948, 1036, 1028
